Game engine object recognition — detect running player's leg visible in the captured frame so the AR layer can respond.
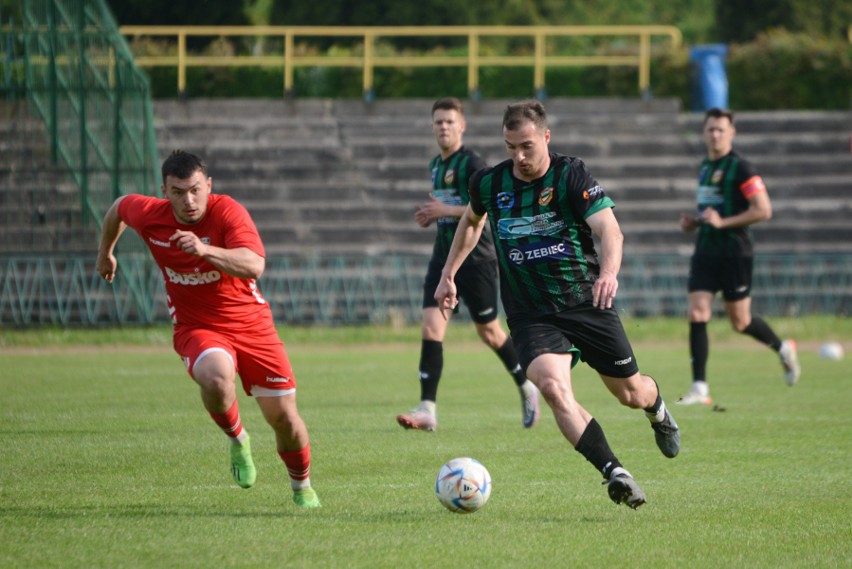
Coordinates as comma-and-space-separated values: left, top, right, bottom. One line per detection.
680, 254, 720, 405
512, 317, 645, 509
177, 330, 256, 489
461, 261, 539, 428
239, 334, 320, 508
680, 290, 714, 405
255, 395, 320, 508
566, 305, 680, 459
723, 257, 799, 385
398, 258, 450, 431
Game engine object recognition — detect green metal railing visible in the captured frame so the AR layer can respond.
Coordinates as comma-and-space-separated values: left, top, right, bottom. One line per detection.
17, 0, 159, 232
2, 254, 849, 326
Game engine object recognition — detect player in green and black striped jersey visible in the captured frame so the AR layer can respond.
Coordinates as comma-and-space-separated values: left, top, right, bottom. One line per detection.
435, 99, 680, 509
396, 97, 540, 434
677, 108, 800, 406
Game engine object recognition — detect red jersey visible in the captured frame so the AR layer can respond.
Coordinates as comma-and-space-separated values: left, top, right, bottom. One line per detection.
119, 193, 274, 332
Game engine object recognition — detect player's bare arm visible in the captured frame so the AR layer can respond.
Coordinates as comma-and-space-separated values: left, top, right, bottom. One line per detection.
415, 194, 468, 228
169, 230, 265, 279
96, 196, 129, 283
586, 208, 623, 310
434, 205, 486, 315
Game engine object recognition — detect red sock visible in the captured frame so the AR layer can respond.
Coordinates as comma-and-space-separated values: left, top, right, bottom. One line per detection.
208, 400, 244, 440
278, 443, 311, 483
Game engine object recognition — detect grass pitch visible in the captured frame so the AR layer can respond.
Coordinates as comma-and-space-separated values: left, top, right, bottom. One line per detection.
1, 319, 850, 568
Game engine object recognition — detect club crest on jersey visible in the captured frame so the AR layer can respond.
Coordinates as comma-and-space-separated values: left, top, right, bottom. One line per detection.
443, 169, 455, 185
497, 191, 515, 209
711, 169, 724, 184
539, 186, 554, 206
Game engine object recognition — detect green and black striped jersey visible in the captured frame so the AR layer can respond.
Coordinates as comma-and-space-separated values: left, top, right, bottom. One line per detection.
428, 146, 494, 265
694, 150, 764, 257
469, 153, 615, 317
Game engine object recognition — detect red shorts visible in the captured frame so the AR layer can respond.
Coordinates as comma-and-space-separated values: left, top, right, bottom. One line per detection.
173, 327, 296, 396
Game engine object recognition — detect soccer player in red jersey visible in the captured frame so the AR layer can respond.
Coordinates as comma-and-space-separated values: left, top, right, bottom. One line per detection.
96, 150, 320, 508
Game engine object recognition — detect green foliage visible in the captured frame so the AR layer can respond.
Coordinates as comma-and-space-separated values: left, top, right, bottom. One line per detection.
0, 0, 22, 22
726, 30, 852, 110
1, 332, 851, 567
715, 0, 852, 42
94, 0, 852, 107
106, 0, 250, 27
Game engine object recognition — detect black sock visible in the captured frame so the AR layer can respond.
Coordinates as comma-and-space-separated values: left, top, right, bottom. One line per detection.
574, 418, 622, 479
742, 316, 782, 351
690, 322, 709, 382
643, 376, 663, 415
495, 338, 526, 387
419, 340, 443, 402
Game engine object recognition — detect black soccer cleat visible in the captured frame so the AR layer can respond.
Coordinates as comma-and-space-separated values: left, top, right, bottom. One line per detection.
605, 469, 647, 510
650, 408, 681, 458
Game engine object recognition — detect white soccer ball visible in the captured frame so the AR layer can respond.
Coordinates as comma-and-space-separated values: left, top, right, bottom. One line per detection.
819, 342, 844, 361
435, 457, 492, 514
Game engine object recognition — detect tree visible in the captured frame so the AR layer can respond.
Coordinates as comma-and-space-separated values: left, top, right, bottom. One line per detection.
106, 0, 250, 27
715, 0, 852, 42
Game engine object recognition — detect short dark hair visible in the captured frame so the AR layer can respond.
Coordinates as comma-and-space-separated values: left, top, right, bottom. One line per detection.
161, 150, 207, 183
704, 107, 734, 125
503, 99, 548, 131
432, 97, 464, 116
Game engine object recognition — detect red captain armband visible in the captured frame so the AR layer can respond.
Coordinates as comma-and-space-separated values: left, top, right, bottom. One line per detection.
740, 175, 766, 198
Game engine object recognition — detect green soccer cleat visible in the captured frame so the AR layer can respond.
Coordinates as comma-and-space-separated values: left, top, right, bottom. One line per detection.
230, 436, 257, 489
293, 487, 322, 509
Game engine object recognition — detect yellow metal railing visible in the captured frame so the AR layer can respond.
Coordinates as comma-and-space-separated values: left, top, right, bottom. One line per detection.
119, 25, 682, 98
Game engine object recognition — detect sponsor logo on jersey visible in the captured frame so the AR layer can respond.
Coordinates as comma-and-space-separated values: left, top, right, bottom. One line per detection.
538, 186, 554, 206
497, 191, 515, 209
697, 185, 724, 206
506, 240, 572, 265
614, 356, 633, 366
443, 169, 455, 185
582, 185, 604, 200
200, 237, 211, 244
497, 211, 565, 239
432, 189, 463, 225
165, 266, 222, 285
149, 237, 170, 248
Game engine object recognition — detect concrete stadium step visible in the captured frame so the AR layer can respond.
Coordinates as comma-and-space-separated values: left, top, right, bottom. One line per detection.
6, 97, 849, 259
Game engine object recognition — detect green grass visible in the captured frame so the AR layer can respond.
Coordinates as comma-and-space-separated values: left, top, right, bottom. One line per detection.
1, 320, 850, 568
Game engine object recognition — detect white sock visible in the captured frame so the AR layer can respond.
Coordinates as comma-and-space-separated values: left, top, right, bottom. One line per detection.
646, 400, 667, 423
291, 477, 312, 491
229, 430, 249, 445
419, 400, 436, 415
520, 380, 537, 398
609, 466, 632, 480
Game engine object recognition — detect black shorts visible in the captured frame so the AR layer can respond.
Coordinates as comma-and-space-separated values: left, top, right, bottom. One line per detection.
688, 255, 753, 301
422, 257, 499, 324
507, 303, 639, 378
